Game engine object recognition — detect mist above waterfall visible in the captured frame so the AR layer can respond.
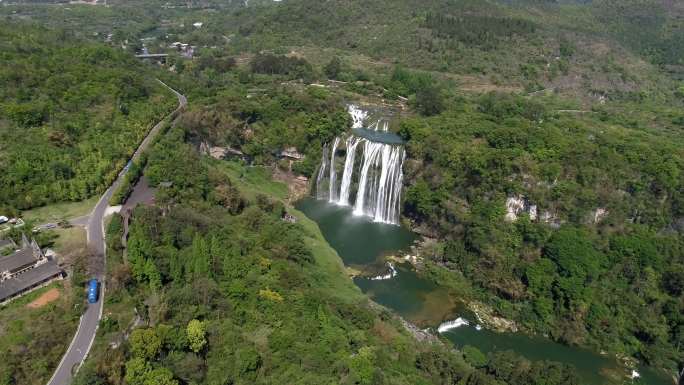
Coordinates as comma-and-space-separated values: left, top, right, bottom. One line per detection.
315, 104, 405, 225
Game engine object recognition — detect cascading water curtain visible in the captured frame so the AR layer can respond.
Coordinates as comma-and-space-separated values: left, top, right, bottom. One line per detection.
339, 136, 362, 206
328, 137, 340, 203
315, 145, 329, 199
316, 136, 405, 225
353, 140, 383, 217
374, 145, 405, 224
315, 104, 405, 225
347, 104, 368, 129
368, 119, 389, 132
353, 142, 405, 224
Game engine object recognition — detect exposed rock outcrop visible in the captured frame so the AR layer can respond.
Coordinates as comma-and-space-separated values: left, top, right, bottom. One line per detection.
505, 195, 537, 222
504, 195, 563, 227
591, 207, 609, 224
469, 301, 518, 333
199, 141, 246, 160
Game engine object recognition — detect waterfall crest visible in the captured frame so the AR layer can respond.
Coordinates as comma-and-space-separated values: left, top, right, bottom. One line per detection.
315, 104, 405, 225
347, 105, 368, 129
348, 104, 389, 132
368, 119, 389, 132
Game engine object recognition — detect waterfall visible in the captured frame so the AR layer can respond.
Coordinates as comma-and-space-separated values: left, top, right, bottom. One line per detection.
339, 136, 362, 206
328, 137, 340, 203
347, 104, 368, 129
369, 262, 397, 281
353, 141, 384, 217
315, 104, 405, 225
315, 145, 329, 199
317, 136, 405, 224
368, 119, 389, 132
348, 104, 388, 131
374, 145, 404, 223
351, 142, 405, 224
437, 318, 470, 333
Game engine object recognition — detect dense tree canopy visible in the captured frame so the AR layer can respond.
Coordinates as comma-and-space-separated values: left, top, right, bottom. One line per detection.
1, 1, 683, 382
0, 23, 174, 211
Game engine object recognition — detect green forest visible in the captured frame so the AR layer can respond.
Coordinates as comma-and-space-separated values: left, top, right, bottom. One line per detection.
0, 0, 682, 384
72, 126, 585, 385
0, 23, 175, 212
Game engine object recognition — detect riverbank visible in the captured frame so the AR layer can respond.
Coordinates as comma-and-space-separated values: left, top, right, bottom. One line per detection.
382, 238, 520, 334
410, 230, 680, 384
296, 195, 675, 385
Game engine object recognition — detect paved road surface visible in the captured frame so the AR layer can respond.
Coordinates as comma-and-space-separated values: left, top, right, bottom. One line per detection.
47, 80, 185, 385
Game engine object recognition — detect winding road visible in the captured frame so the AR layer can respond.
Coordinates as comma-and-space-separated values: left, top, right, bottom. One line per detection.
47, 81, 186, 385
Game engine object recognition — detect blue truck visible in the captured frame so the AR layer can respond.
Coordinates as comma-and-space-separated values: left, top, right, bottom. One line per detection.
87, 279, 99, 304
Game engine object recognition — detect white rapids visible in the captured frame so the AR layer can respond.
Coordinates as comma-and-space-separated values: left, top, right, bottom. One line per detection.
348, 104, 368, 129
369, 262, 398, 281
437, 318, 470, 333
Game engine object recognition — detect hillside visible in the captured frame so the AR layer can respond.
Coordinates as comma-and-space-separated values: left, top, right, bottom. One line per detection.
0, 22, 175, 212
72, 127, 583, 385
0, 1, 682, 383
5, 0, 681, 101
208, 0, 682, 101
153, 0, 683, 376
151, 42, 682, 379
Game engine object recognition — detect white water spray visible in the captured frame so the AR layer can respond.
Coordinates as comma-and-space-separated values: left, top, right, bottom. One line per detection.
316, 145, 329, 199
437, 318, 470, 333
328, 137, 340, 203
316, 104, 405, 225
353, 141, 384, 217
347, 104, 368, 129
352, 141, 405, 224
368, 119, 389, 132
370, 262, 398, 281
338, 136, 362, 206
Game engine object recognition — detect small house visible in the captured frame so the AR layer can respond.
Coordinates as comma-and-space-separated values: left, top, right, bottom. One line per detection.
0, 234, 64, 304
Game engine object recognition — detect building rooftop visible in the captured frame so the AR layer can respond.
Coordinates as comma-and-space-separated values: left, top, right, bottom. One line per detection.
0, 247, 38, 275
0, 260, 63, 302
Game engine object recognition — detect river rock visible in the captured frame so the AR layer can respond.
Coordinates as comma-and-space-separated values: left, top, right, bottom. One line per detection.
469, 301, 518, 333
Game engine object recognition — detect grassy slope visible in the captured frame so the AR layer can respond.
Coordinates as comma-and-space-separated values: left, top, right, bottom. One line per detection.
22, 197, 99, 224
209, 159, 363, 302
0, 283, 78, 385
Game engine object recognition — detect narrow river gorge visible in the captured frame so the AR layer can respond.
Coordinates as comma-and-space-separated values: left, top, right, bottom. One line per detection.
295, 105, 673, 385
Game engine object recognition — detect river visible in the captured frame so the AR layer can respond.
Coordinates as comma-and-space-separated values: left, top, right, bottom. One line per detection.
296, 197, 674, 385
